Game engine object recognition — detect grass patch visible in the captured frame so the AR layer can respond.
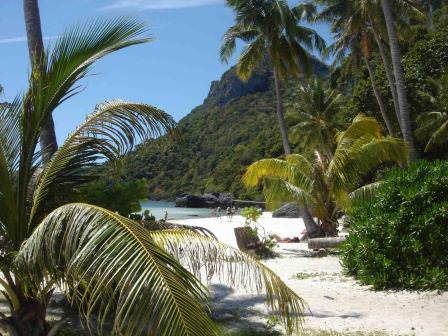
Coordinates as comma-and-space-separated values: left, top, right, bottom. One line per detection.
293, 272, 321, 280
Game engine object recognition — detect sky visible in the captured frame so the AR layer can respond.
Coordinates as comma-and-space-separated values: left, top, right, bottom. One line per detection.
0, 0, 332, 143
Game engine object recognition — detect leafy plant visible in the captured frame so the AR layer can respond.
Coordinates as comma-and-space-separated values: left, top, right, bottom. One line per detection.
79, 178, 148, 216
0, 18, 306, 335
287, 78, 346, 157
243, 115, 408, 236
241, 206, 261, 225
415, 68, 448, 152
221, 0, 325, 154
341, 160, 448, 290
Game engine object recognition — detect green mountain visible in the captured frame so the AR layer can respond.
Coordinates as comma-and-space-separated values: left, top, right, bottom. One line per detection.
123, 60, 329, 200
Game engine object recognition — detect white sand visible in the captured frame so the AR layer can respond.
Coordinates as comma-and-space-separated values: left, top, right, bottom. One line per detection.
171, 212, 306, 247
171, 214, 448, 336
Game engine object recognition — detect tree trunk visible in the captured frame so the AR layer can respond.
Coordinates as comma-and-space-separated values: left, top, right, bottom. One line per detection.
371, 22, 401, 130
0, 280, 50, 336
308, 237, 346, 249
300, 207, 324, 238
363, 55, 395, 136
272, 70, 323, 237
380, 0, 417, 160
273, 68, 291, 155
23, 0, 58, 163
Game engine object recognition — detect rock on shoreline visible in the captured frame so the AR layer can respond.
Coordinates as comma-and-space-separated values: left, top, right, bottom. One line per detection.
175, 193, 233, 208
272, 203, 301, 218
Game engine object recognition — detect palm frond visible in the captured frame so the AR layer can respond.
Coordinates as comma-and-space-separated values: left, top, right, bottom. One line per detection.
426, 119, 448, 151
0, 97, 22, 173
149, 229, 306, 336
35, 17, 150, 124
243, 157, 313, 192
335, 114, 382, 145
16, 203, 218, 336
236, 37, 265, 81
263, 177, 313, 209
29, 100, 176, 231
349, 181, 383, 202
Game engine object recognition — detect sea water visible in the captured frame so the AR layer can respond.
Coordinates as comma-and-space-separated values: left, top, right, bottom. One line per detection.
139, 200, 213, 220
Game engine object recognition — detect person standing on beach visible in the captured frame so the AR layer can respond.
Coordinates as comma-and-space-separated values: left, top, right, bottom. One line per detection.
217, 207, 222, 219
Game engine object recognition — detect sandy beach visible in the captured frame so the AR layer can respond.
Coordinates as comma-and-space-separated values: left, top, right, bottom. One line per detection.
171, 214, 448, 336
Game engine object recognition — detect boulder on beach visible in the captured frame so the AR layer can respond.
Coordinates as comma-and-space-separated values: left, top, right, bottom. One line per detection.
175, 192, 233, 208
272, 203, 301, 218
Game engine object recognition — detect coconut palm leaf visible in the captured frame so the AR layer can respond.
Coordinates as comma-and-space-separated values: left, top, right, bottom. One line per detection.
243, 157, 313, 191
236, 37, 265, 81
29, 100, 175, 232
262, 177, 313, 210
349, 182, 383, 202
16, 203, 218, 336
0, 97, 22, 173
37, 17, 150, 119
149, 229, 306, 335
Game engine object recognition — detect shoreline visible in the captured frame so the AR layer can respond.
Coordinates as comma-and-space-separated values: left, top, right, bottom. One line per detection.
170, 212, 305, 248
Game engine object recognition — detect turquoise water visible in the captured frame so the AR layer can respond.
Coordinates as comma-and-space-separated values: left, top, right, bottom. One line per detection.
139, 200, 213, 220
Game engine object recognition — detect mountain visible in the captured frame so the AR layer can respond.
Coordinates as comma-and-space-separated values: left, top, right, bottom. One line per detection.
123, 59, 329, 201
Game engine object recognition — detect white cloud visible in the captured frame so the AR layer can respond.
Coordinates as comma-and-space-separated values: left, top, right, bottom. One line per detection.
104, 0, 223, 10
0, 35, 58, 45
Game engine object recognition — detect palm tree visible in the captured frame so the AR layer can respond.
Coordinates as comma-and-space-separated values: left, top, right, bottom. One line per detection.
287, 78, 346, 158
220, 0, 326, 155
243, 115, 408, 236
0, 18, 305, 336
319, 0, 396, 136
23, 0, 58, 163
380, 0, 419, 160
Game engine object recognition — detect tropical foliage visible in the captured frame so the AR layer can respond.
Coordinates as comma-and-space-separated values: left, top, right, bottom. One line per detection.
79, 177, 149, 217
221, 0, 325, 154
287, 78, 345, 157
415, 68, 448, 151
342, 160, 448, 290
243, 115, 408, 236
0, 18, 306, 335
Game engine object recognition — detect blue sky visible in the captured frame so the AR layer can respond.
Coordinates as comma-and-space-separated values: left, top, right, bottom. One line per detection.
0, 0, 332, 143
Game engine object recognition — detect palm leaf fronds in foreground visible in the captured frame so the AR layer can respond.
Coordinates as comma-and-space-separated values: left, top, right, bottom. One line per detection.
150, 229, 306, 335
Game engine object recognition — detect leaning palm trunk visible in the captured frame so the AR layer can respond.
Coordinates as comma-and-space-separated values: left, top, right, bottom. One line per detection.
371, 22, 401, 129
300, 207, 324, 238
273, 70, 324, 236
23, 0, 58, 163
363, 55, 395, 136
380, 0, 417, 160
273, 68, 291, 155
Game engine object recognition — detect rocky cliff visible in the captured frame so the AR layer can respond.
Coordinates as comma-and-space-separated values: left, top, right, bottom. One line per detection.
123, 59, 329, 201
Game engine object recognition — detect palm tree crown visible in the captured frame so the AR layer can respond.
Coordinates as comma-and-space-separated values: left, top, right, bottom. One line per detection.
287, 78, 346, 157
221, 0, 326, 155
221, 0, 325, 80
243, 115, 409, 236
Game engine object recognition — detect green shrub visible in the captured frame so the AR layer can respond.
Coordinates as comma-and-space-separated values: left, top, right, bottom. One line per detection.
241, 206, 262, 225
341, 160, 448, 290
79, 178, 148, 216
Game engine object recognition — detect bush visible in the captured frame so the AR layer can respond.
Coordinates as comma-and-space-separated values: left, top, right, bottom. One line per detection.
341, 160, 448, 290
80, 178, 148, 217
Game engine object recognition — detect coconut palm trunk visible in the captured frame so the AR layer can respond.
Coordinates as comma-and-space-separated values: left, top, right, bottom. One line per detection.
380, 0, 417, 160
273, 68, 291, 155
371, 21, 401, 129
24, 0, 58, 163
300, 207, 324, 238
273, 69, 323, 236
363, 55, 395, 136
